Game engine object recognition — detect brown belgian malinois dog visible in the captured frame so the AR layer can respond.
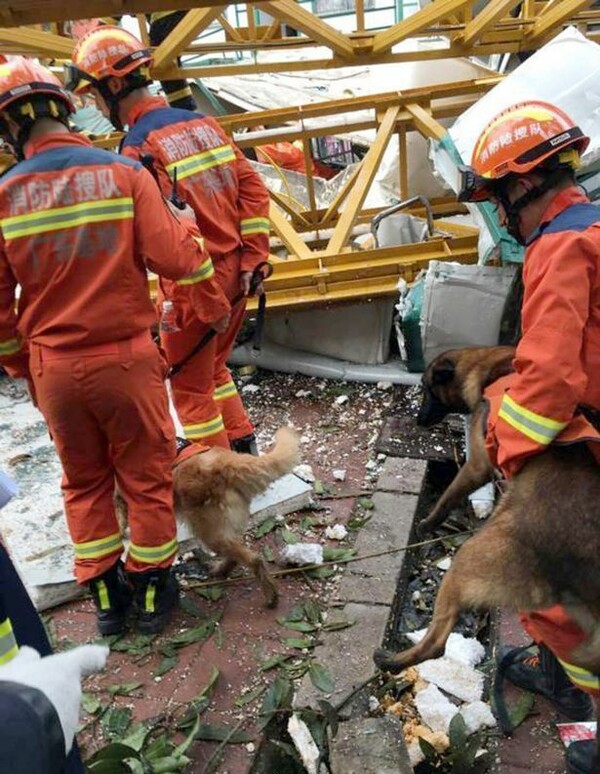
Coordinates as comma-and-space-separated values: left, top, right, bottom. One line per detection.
373, 346, 600, 679
415, 345, 515, 533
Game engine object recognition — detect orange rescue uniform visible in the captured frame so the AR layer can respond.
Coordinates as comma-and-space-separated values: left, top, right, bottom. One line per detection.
120, 96, 270, 448
484, 186, 600, 696
0, 132, 230, 583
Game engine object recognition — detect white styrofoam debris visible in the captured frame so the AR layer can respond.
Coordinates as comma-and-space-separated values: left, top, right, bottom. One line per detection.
407, 630, 486, 668
376, 381, 393, 390
295, 390, 312, 398
365, 459, 378, 471
334, 395, 349, 406
241, 383, 260, 393
332, 469, 347, 481
294, 464, 315, 483
460, 701, 497, 735
288, 714, 320, 774
436, 556, 452, 571
376, 453, 386, 461
414, 684, 459, 734
280, 543, 324, 566
407, 740, 425, 768
417, 657, 485, 703
368, 695, 380, 712
324, 524, 348, 540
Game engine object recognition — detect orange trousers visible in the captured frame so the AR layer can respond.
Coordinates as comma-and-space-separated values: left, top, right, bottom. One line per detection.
520, 607, 600, 695
30, 332, 178, 584
161, 251, 254, 448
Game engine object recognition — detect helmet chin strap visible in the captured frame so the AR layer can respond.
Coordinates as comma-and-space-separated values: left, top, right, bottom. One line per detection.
98, 76, 150, 132
496, 168, 568, 246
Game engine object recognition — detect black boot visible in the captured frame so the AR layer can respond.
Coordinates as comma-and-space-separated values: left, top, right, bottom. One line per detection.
88, 561, 133, 636
231, 433, 259, 456
132, 568, 179, 635
566, 740, 599, 774
497, 643, 594, 721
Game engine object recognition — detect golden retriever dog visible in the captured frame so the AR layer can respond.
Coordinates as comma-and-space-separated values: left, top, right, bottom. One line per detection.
373, 347, 600, 678
117, 427, 300, 608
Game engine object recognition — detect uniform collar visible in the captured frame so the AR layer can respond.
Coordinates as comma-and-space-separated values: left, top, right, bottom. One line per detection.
23, 131, 92, 160
125, 95, 169, 128
525, 186, 589, 246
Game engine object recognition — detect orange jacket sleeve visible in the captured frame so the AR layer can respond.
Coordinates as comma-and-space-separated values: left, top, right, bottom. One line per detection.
0, 236, 28, 378
234, 142, 271, 273
131, 166, 230, 325
487, 229, 595, 476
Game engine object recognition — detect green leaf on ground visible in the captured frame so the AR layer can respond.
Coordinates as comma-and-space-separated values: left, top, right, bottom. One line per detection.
196, 585, 223, 602
314, 480, 325, 495
322, 619, 355, 632
259, 676, 293, 729
101, 707, 132, 738
305, 566, 337, 579
180, 595, 206, 618
309, 662, 334, 693
263, 545, 275, 563
169, 619, 216, 648
318, 699, 339, 739
259, 653, 294, 672
195, 724, 254, 743
86, 742, 141, 769
108, 682, 144, 697
235, 684, 267, 707
284, 637, 315, 649
507, 690, 536, 731
277, 618, 318, 633
285, 604, 306, 622
303, 600, 322, 625
322, 547, 356, 562
280, 529, 299, 545
155, 654, 178, 677
255, 515, 278, 538
81, 692, 102, 715
358, 497, 374, 510
348, 514, 372, 530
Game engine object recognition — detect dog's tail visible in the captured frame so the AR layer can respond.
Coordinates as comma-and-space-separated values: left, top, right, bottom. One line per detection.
224, 426, 301, 497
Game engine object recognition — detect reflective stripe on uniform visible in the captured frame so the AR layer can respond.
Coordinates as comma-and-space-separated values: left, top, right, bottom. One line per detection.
145, 584, 156, 612
0, 617, 18, 666
0, 198, 135, 240
183, 414, 225, 440
73, 531, 123, 560
558, 658, 600, 693
96, 580, 110, 611
0, 337, 21, 356
165, 145, 236, 182
166, 86, 193, 104
498, 393, 568, 445
240, 216, 270, 236
176, 256, 215, 286
128, 537, 178, 565
214, 380, 238, 401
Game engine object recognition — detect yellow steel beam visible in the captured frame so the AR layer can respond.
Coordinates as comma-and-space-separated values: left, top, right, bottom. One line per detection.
136, 14, 150, 47
460, 0, 522, 46
525, 0, 593, 45
256, 0, 355, 58
404, 102, 447, 141
325, 105, 400, 256
152, 7, 225, 72
218, 14, 244, 43
371, 0, 468, 55
319, 165, 362, 228
269, 201, 313, 260
0, 25, 73, 57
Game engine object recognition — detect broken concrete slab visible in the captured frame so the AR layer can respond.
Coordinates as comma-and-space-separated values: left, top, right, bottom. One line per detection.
377, 456, 427, 495
335, 491, 419, 606
293, 603, 390, 714
328, 715, 413, 773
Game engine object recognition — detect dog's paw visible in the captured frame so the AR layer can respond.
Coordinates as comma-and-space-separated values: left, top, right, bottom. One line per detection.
373, 647, 407, 674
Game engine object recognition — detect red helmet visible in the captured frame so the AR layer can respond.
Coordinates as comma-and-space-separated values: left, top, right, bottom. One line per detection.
458, 101, 589, 202
0, 56, 74, 115
68, 26, 152, 93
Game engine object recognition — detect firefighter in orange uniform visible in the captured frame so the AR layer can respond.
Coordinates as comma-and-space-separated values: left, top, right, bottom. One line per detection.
0, 58, 230, 637
69, 27, 271, 454
458, 101, 600, 774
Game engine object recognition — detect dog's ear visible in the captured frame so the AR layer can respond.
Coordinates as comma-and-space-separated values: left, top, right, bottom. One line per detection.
431, 358, 455, 386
